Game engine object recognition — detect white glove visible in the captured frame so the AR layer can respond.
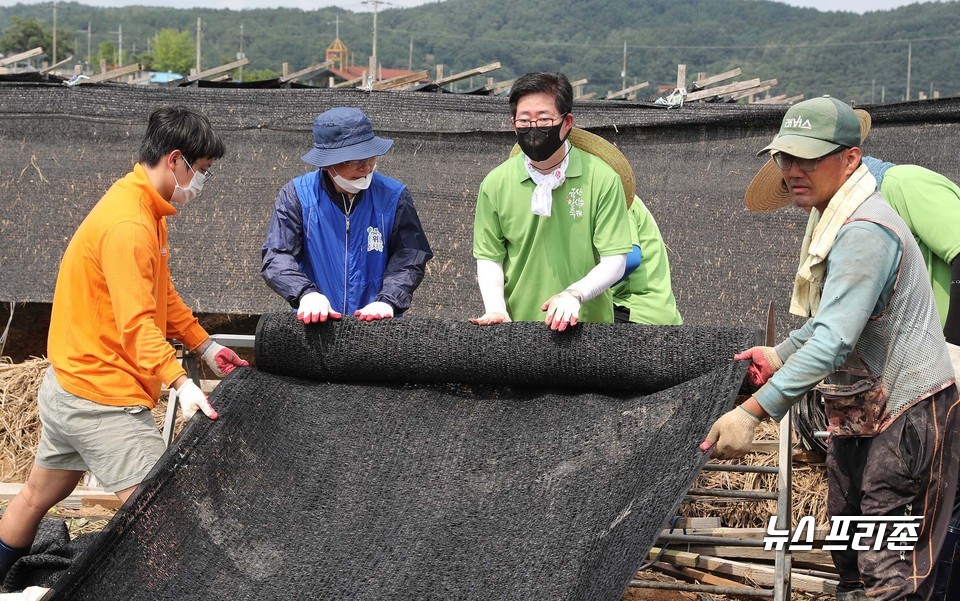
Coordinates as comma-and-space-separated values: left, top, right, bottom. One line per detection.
176, 379, 217, 420
200, 341, 249, 377
541, 290, 581, 332
354, 301, 394, 321
700, 405, 761, 460
297, 292, 341, 324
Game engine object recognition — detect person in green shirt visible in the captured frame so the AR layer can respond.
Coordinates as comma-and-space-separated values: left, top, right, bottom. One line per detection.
612, 196, 683, 325
471, 71, 632, 332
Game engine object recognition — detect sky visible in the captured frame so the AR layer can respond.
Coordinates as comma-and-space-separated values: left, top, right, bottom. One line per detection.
0, 0, 949, 12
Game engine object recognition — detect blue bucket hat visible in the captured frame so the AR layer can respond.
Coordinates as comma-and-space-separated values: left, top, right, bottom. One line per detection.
301, 107, 394, 167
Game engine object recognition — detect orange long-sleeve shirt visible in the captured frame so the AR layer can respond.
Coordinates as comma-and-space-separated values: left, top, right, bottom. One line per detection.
48, 163, 209, 408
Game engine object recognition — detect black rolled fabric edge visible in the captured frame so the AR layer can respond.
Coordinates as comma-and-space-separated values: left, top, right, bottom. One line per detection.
254, 312, 763, 394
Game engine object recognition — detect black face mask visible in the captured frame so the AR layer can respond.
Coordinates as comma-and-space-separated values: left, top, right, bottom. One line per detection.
516, 122, 568, 162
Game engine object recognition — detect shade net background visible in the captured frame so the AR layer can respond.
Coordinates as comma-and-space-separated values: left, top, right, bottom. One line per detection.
2, 83, 959, 333
43, 315, 760, 601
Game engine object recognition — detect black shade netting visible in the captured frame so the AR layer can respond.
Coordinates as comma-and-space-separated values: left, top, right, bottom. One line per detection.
44, 317, 760, 601
254, 313, 760, 394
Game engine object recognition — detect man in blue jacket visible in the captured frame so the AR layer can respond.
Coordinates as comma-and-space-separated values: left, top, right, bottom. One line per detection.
261, 108, 433, 323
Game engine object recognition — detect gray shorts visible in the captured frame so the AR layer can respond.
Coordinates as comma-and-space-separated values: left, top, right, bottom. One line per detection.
36, 367, 166, 493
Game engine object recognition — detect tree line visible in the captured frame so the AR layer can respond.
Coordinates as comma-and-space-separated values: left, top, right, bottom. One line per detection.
1, 0, 958, 101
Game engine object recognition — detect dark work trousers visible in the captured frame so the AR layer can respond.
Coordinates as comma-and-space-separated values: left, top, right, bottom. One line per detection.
826, 385, 960, 600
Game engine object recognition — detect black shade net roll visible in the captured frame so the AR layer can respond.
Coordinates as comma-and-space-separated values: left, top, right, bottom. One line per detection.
255, 312, 759, 394
44, 317, 761, 601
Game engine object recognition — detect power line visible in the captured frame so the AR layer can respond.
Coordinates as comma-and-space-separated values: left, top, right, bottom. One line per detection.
378, 28, 960, 51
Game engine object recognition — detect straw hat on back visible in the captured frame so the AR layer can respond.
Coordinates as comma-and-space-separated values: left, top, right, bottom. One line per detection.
510, 128, 635, 208
744, 109, 871, 212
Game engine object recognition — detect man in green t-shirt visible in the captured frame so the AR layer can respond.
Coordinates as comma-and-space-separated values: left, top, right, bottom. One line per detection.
471, 72, 632, 331
612, 196, 683, 326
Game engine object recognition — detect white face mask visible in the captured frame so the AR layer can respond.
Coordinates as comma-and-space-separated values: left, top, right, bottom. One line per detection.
171, 158, 208, 205
331, 166, 375, 195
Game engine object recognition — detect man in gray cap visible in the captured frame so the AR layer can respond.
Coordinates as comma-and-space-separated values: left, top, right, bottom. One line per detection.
261, 107, 433, 322
700, 96, 959, 600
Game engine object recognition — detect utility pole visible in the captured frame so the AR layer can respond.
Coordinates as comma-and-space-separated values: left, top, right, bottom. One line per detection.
905, 42, 911, 101
362, 0, 383, 83
408, 36, 412, 72
196, 17, 202, 73
86, 22, 91, 69
238, 23, 245, 82
52, 0, 57, 65
871, 79, 875, 104
109, 24, 123, 67
621, 41, 627, 92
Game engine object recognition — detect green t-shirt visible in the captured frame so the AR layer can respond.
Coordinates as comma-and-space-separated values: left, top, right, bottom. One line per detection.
612, 197, 683, 325
880, 165, 960, 328
473, 147, 632, 323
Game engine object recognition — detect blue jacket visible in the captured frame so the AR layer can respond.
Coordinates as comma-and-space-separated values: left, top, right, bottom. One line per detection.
261, 170, 433, 314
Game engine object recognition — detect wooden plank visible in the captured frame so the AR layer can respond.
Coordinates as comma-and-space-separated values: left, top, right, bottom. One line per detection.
279, 60, 333, 84
605, 81, 649, 100
372, 70, 429, 91
568, 78, 588, 87
332, 76, 363, 89
696, 555, 837, 594
676, 64, 686, 90
647, 547, 699, 568
670, 517, 722, 529
685, 78, 761, 102
186, 57, 249, 82
652, 562, 753, 590
0, 483, 111, 510
0, 47, 43, 67
81, 495, 123, 510
40, 55, 74, 74
75, 63, 141, 85
685, 545, 832, 567
128, 74, 155, 85
487, 78, 516, 93
694, 67, 742, 88
434, 61, 501, 86
577, 92, 597, 100
729, 80, 779, 101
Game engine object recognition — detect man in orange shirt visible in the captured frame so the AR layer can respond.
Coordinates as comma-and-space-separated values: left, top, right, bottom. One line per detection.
0, 106, 248, 581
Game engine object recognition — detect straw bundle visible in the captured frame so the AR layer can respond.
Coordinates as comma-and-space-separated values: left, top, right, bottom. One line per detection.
0, 357, 49, 482
0, 357, 183, 484
681, 420, 829, 528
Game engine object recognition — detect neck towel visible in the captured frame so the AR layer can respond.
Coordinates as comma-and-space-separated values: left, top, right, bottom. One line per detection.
525, 141, 570, 217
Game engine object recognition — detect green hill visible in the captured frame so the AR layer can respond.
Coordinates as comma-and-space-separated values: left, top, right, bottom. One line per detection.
1, 0, 958, 102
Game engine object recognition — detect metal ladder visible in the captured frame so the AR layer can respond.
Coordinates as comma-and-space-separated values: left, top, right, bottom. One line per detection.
630, 302, 793, 600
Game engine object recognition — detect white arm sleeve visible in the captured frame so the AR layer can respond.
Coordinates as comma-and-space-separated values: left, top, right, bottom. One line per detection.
568, 254, 626, 302
476, 259, 508, 314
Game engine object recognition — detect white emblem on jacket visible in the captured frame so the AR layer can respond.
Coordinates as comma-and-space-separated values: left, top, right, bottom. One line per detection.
367, 226, 384, 252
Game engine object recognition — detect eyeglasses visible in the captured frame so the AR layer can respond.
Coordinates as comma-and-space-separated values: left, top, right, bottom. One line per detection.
512, 113, 568, 132
772, 147, 845, 173
183, 157, 215, 180
342, 157, 378, 169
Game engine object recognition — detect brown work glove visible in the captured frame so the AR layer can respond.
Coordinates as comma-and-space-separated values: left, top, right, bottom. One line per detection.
734, 346, 784, 387
699, 405, 761, 460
